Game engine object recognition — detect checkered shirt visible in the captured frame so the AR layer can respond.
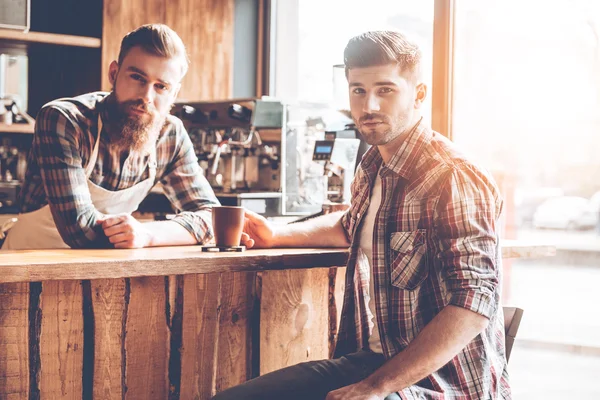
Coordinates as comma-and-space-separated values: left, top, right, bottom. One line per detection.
18, 92, 219, 248
335, 120, 511, 399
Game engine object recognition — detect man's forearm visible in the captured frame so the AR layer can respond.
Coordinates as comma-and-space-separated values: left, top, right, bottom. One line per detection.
363, 305, 489, 396
144, 220, 197, 246
53, 207, 108, 248
273, 211, 350, 248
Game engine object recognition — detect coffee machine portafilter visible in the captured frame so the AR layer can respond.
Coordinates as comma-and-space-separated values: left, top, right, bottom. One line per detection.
171, 99, 285, 216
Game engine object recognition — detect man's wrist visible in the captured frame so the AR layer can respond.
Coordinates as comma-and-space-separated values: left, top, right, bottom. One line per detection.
361, 374, 395, 398
272, 224, 296, 248
144, 223, 158, 247
270, 225, 282, 247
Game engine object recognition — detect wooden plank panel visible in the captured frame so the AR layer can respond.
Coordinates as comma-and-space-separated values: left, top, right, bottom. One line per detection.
216, 272, 255, 393
0, 283, 29, 399
39, 280, 84, 399
328, 267, 347, 358
124, 276, 169, 399
260, 269, 330, 374
166, 0, 235, 101
3, 394, 29, 400
101, 0, 166, 90
180, 273, 220, 399
91, 279, 127, 399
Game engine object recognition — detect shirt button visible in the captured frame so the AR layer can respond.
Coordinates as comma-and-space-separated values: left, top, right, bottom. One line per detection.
357, 213, 361, 219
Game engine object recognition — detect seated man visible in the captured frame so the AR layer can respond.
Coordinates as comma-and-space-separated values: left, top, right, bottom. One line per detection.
217, 31, 510, 399
3, 24, 222, 250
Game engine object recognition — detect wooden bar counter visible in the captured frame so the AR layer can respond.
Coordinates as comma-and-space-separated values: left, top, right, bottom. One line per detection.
0, 242, 554, 399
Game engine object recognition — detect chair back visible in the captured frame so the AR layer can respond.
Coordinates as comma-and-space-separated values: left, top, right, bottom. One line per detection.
503, 306, 524, 362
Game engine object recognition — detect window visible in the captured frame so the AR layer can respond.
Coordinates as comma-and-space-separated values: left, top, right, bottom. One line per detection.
269, 1, 600, 397
453, 1, 600, 397
270, 0, 434, 123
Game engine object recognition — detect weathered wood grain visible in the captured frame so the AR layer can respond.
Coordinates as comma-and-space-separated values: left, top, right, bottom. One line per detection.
165, 0, 234, 101
91, 279, 127, 399
101, 0, 166, 90
39, 280, 84, 399
124, 276, 169, 400
328, 267, 347, 358
0, 283, 29, 399
180, 273, 220, 399
259, 269, 330, 374
0, 247, 350, 284
215, 272, 255, 393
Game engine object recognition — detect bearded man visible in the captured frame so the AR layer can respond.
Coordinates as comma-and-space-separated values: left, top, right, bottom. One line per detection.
2, 24, 221, 250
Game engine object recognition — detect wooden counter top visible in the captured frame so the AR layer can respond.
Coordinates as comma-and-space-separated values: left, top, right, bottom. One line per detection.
500, 239, 556, 259
0, 240, 555, 284
0, 247, 349, 283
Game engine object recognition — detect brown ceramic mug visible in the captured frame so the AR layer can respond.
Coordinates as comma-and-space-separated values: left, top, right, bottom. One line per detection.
212, 206, 245, 247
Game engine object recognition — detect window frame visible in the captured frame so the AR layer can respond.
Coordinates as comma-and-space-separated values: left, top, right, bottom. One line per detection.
259, 0, 456, 138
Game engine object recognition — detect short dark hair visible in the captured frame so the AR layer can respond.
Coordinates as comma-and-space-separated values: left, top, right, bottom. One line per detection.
118, 24, 189, 77
343, 31, 421, 82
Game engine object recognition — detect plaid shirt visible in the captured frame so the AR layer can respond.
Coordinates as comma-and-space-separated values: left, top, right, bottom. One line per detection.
19, 92, 219, 248
335, 121, 510, 399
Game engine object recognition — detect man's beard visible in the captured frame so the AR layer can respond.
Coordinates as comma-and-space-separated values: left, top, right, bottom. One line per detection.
355, 112, 411, 146
104, 94, 167, 153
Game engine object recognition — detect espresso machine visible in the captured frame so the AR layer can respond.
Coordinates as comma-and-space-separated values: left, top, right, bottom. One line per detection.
284, 103, 364, 217
160, 100, 365, 219
171, 98, 285, 216
0, 135, 29, 214
312, 130, 361, 206
0, 53, 32, 220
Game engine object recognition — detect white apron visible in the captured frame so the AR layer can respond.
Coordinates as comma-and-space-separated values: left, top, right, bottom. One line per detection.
2, 115, 157, 250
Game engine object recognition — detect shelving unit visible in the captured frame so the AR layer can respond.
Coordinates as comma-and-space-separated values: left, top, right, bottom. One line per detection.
0, 0, 104, 118
0, 123, 34, 134
0, 29, 101, 48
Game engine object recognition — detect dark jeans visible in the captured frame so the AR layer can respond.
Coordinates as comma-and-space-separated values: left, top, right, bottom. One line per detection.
211, 350, 401, 400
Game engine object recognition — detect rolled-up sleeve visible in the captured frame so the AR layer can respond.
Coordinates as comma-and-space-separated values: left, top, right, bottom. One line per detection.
340, 209, 352, 242
434, 164, 504, 320
340, 166, 368, 242
160, 122, 220, 244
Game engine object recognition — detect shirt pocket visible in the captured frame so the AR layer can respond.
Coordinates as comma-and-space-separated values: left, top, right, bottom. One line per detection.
389, 230, 428, 290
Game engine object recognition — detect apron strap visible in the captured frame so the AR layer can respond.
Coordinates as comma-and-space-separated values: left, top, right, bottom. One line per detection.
148, 136, 158, 177
84, 113, 103, 179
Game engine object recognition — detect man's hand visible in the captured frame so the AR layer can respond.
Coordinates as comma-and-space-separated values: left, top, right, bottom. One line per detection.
98, 214, 152, 249
242, 209, 276, 248
325, 382, 386, 400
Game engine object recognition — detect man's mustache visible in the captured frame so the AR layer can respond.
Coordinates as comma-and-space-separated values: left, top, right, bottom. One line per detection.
122, 99, 155, 115
359, 113, 388, 124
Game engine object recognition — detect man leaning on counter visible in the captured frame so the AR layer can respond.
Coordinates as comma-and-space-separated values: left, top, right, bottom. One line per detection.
1, 24, 247, 250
